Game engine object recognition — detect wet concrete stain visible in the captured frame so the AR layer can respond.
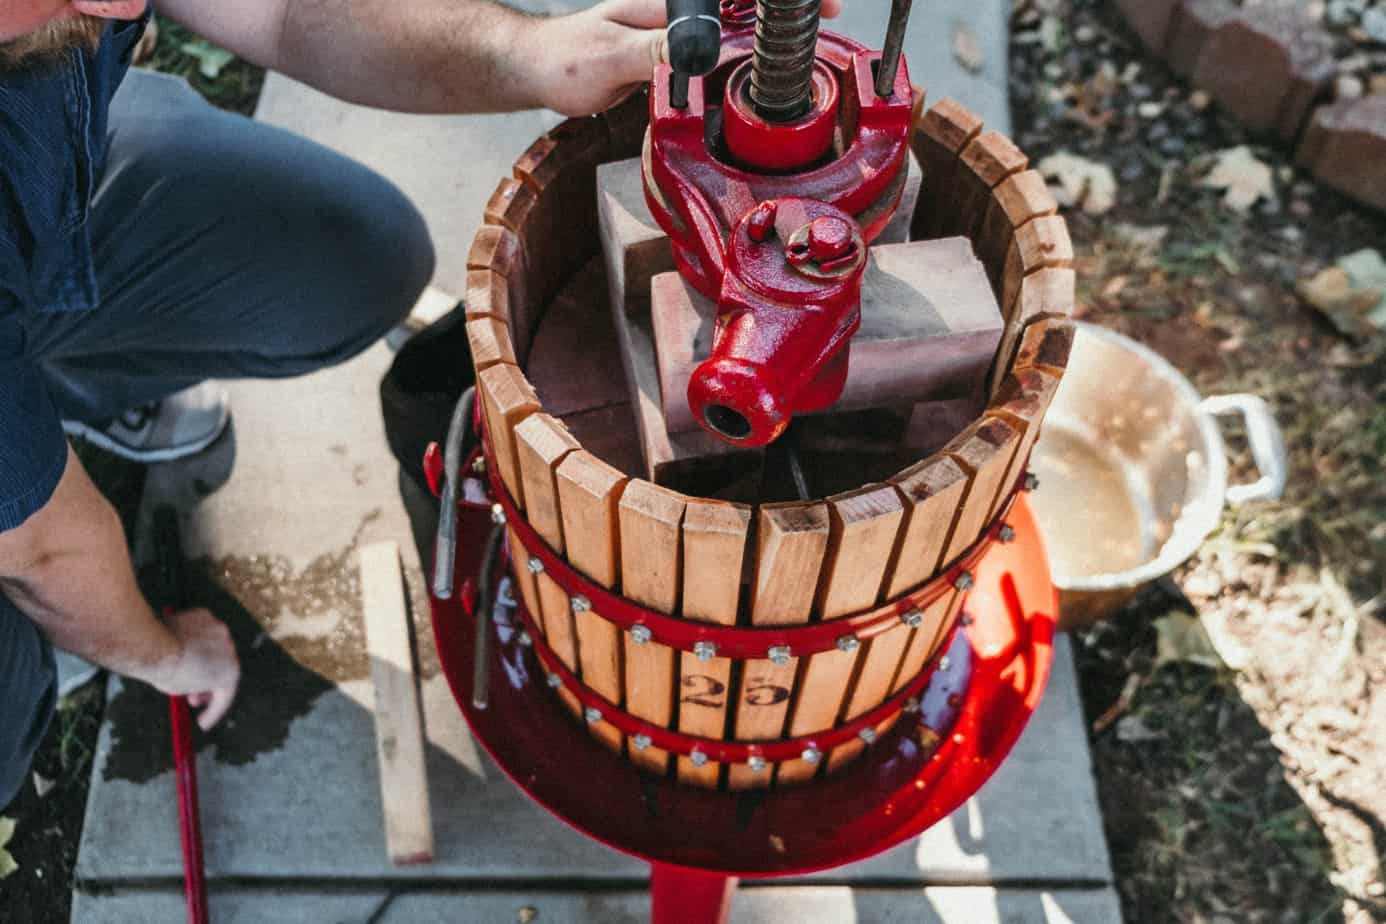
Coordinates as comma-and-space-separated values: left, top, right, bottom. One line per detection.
104, 512, 441, 783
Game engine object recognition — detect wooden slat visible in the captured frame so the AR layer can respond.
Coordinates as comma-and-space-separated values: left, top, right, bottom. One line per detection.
883, 457, 969, 599
515, 415, 583, 672
618, 481, 687, 775
508, 526, 542, 632
988, 368, 1064, 524
358, 541, 433, 865
978, 170, 1059, 302
556, 450, 630, 754
464, 268, 511, 324
465, 317, 516, 371
778, 485, 904, 785
827, 458, 968, 772
943, 418, 1021, 564
676, 499, 752, 786
954, 130, 1028, 242
466, 225, 532, 360
728, 503, 830, 790
1011, 316, 1076, 378
989, 269, 1074, 398
1000, 215, 1075, 322
477, 363, 541, 509
910, 98, 984, 241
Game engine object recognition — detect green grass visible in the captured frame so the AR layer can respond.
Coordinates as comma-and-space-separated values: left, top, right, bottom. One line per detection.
142, 15, 264, 115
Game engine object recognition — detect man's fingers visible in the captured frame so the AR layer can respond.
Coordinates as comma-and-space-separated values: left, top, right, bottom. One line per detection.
187, 692, 210, 708
605, 0, 667, 30
647, 27, 669, 69
822, 0, 842, 19
197, 683, 236, 732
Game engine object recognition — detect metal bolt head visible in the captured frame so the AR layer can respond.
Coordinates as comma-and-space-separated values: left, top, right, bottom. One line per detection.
903, 697, 921, 714
473, 456, 488, 475
767, 645, 792, 666
836, 634, 860, 653
960, 612, 974, 627
954, 571, 975, 592
938, 655, 952, 672
690, 750, 709, 767
489, 503, 506, 525
630, 624, 653, 645
546, 672, 562, 689
526, 557, 544, 575
1024, 471, 1040, 491
584, 707, 602, 725
571, 594, 592, 613
747, 755, 768, 772
900, 608, 924, 628
801, 746, 822, 766
632, 734, 652, 751
517, 630, 533, 647
859, 727, 878, 745
693, 640, 717, 662
998, 524, 1016, 543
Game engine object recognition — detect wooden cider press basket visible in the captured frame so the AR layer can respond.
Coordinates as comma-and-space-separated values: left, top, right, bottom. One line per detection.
429, 1, 1076, 919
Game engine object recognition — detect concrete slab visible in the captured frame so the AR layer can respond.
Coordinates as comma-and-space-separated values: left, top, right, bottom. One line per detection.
251, 0, 1008, 298
70, 888, 386, 924
72, 886, 1122, 924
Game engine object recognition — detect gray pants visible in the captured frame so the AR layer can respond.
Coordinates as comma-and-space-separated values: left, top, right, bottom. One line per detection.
0, 68, 435, 806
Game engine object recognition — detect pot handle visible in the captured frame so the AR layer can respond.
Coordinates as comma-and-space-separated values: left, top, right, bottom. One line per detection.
1198, 394, 1287, 505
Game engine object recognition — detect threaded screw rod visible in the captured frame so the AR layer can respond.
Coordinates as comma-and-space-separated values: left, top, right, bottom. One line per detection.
749, 0, 821, 122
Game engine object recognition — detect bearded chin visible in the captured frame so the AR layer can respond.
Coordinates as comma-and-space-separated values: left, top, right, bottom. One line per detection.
0, 15, 107, 72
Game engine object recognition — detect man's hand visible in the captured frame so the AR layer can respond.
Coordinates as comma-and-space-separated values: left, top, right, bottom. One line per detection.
0, 446, 240, 732
142, 608, 241, 731
528, 0, 845, 117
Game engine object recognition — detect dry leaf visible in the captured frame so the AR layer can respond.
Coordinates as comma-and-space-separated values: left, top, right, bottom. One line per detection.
1154, 611, 1224, 671
953, 22, 984, 73
1201, 146, 1276, 212
32, 773, 55, 799
0, 817, 17, 881
1115, 715, 1164, 742
1038, 151, 1118, 215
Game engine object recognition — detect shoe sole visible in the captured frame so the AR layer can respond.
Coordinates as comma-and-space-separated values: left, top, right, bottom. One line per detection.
62, 410, 230, 464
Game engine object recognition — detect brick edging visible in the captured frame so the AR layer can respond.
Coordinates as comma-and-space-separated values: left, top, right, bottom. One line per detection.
1115, 0, 1385, 214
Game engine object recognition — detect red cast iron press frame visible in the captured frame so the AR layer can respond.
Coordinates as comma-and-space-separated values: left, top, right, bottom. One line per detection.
644, 0, 915, 447
428, 436, 1058, 924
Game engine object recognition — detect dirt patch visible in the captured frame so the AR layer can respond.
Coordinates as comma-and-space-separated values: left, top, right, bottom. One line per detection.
1012, 0, 1386, 921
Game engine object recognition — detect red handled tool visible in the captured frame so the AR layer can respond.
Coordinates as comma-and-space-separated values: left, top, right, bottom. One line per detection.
154, 506, 211, 924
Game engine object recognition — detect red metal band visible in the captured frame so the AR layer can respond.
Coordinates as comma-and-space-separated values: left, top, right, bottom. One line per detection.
504, 583, 962, 766
481, 432, 1022, 660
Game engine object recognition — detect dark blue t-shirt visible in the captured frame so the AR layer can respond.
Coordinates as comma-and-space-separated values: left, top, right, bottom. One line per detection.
0, 13, 148, 531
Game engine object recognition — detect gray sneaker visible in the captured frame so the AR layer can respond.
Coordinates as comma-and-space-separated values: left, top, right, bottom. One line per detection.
62, 383, 230, 463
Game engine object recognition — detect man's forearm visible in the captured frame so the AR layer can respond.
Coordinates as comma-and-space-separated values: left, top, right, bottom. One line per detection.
277, 0, 544, 113
0, 448, 179, 684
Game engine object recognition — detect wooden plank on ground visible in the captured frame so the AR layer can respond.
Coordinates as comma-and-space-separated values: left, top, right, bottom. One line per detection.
676, 499, 752, 786
728, 503, 830, 790
556, 450, 630, 754
778, 485, 904, 785
515, 415, 583, 673
358, 541, 433, 866
618, 481, 688, 775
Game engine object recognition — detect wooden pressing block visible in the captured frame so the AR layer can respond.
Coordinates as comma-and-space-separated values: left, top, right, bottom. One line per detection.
358, 541, 433, 866
649, 237, 1004, 435
595, 153, 921, 321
